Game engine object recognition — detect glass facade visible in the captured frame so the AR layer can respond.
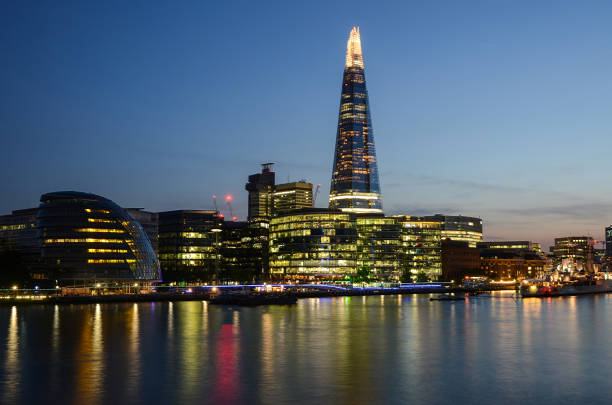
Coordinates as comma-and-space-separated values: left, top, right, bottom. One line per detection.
272, 182, 313, 215
553, 236, 594, 272
424, 215, 483, 248
355, 216, 400, 281
269, 208, 357, 281
220, 220, 269, 283
395, 216, 442, 281
157, 210, 222, 282
38, 191, 161, 283
329, 27, 382, 214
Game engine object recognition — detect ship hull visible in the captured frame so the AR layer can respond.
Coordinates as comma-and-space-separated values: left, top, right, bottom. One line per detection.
520, 280, 612, 298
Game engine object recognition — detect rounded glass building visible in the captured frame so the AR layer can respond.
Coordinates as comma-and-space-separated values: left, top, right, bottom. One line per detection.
38, 191, 161, 283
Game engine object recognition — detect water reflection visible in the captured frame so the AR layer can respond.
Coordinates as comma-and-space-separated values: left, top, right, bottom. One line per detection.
2, 295, 612, 403
75, 304, 104, 404
1, 307, 19, 404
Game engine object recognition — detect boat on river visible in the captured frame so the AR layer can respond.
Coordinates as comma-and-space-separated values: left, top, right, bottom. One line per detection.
209, 292, 298, 306
520, 278, 612, 298
430, 294, 466, 301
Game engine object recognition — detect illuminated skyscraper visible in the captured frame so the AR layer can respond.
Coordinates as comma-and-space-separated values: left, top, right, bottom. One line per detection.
329, 27, 382, 214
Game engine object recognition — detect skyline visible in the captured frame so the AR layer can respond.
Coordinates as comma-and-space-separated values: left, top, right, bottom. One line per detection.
3, 1, 612, 249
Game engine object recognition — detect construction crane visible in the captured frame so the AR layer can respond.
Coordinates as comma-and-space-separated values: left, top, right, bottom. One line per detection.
226, 195, 237, 221
313, 184, 322, 207
212, 195, 224, 219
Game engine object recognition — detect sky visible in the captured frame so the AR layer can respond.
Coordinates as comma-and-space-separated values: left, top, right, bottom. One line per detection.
2, 0, 612, 250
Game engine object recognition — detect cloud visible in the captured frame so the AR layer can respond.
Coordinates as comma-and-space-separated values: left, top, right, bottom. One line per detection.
495, 202, 612, 223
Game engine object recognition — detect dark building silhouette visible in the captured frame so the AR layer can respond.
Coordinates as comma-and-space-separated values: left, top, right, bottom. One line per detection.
441, 239, 480, 282
329, 27, 382, 214
220, 220, 269, 282
38, 191, 160, 283
245, 163, 275, 221
606, 226, 612, 257
0, 208, 44, 282
157, 210, 223, 282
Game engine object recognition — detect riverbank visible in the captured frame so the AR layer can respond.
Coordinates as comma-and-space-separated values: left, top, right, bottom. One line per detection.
0, 284, 516, 306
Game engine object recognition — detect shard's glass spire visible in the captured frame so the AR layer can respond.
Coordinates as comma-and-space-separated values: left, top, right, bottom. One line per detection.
329, 27, 382, 214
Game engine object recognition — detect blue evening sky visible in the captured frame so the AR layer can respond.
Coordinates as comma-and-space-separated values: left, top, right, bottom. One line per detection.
2, 1, 612, 249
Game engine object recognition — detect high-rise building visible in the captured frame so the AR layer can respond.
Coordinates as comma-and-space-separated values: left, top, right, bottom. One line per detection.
272, 182, 313, 215
245, 163, 275, 221
606, 226, 612, 257
329, 27, 382, 214
553, 236, 594, 272
424, 215, 483, 248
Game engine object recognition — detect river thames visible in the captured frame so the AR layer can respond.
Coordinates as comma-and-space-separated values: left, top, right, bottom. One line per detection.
0, 293, 611, 404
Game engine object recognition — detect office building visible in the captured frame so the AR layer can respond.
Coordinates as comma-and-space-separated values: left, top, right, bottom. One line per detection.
553, 236, 594, 272
0, 208, 44, 282
220, 220, 269, 282
329, 27, 382, 214
245, 163, 275, 221
157, 210, 222, 282
272, 182, 313, 214
269, 208, 357, 281
425, 215, 483, 247
395, 216, 442, 281
355, 215, 401, 281
38, 191, 160, 283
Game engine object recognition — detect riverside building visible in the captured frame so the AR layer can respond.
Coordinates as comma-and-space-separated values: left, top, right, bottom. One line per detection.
355, 215, 401, 281
329, 27, 382, 214
477, 241, 541, 253
394, 216, 442, 281
553, 236, 594, 273
269, 208, 357, 281
0, 208, 42, 279
424, 215, 483, 248
38, 191, 160, 283
157, 210, 223, 282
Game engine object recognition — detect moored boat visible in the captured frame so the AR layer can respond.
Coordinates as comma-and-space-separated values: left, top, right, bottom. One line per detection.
209, 293, 298, 306
520, 278, 612, 298
430, 294, 465, 301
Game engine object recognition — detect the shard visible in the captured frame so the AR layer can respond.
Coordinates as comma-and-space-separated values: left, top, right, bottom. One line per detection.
329, 27, 383, 214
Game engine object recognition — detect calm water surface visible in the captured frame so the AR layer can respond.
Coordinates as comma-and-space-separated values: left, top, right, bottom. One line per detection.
0, 293, 611, 404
